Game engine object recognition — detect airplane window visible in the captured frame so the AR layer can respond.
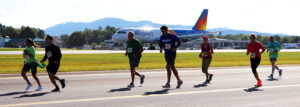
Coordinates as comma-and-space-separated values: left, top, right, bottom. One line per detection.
118, 31, 126, 34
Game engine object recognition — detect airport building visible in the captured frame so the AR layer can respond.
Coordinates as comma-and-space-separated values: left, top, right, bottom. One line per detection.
180, 38, 249, 49
0, 37, 4, 47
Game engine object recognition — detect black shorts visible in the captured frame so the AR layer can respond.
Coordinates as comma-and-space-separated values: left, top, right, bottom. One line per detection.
22, 62, 37, 75
270, 58, 277, 62
47, 63, 60, 75
129, 59, 140, 68
165, 54, 176, 65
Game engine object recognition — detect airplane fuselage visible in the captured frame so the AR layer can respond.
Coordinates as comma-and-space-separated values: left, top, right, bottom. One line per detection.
112, 28, 208, 43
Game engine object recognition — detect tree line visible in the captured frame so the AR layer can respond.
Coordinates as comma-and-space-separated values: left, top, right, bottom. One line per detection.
0, 23, 45, 39
1, 23, 300, 48
60, 26, 118, 48
208, 34, 300, 45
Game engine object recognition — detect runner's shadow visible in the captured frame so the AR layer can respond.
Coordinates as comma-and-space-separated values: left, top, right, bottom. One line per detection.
0, 91, 32, 97
108, 87, 131, 93
193, 83, 208, 88
266, 78, 279, 81
143, 89, 172, 95
14, 92, 51, 98
244, 87, 263, 92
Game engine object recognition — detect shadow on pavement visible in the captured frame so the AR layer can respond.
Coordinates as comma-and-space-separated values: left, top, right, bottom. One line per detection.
266, 78, 279, 81
244, 87, 263, 92
143, 89, 171, 95
0, 91, 32, 97
193, 83, 208, 88
14, 92, 51, 98
108, 87, 131, 93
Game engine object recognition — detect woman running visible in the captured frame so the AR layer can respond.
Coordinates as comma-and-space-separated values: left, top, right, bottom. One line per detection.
22, 38, 43, 91
246, 34, 266, 87
199, 35, 213, 84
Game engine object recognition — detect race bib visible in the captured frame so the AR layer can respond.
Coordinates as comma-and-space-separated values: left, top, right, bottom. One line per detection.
165, 44, 171, 50
25, 55, 30, 61
203, 52, 209, 57
269, 49, 274, 53
127, 48, 133, 53
250, 53, 256, 58
47, 51, 52, 58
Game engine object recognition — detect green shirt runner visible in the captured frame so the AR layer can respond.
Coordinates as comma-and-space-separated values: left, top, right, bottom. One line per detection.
126, 39, 143, 60
266, 41, 282, 58
24, 46, 37, 63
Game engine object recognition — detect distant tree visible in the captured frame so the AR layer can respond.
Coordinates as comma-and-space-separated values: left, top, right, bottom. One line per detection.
20, 26, 38, 38
240, 34, 249, 40
35, 28, 45, 38
60, 34, 69, 47
0, 23, 6, 36
281, 37, 289, 43
261, 36, 269, 45
98, 26, 102, 31
67, 31, 86, 47
3, 27, 19, 38
274, 35, 281, 43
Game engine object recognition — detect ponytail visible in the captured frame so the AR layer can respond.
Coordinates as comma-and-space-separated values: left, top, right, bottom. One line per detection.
26, 38, 37, 49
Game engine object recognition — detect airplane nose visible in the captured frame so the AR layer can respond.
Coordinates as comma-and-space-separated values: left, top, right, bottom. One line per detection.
112, 33, 118, 42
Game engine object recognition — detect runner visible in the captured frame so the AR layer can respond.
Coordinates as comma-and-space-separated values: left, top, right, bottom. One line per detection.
22, 38, 43, 91
246, 33, 266, 87
159, 25, 183, 89
199, 35, 213, 84
125, 31, 145, 88
40, 35, 65, 92
266, 36, 282, 79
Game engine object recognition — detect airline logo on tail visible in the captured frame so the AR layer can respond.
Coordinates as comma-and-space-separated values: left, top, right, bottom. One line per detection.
192, 9, 208, 31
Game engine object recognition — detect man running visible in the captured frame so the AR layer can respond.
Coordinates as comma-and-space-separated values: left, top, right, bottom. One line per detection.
159, 25, 183, 89
266, 36, 282, 79
199, 35, 213, 84
125, 31, 145, 88
41, 35, 65, 92
246, 33, 266, 87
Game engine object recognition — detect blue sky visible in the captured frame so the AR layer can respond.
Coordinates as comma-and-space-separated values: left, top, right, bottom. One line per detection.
0, 0, 299, 35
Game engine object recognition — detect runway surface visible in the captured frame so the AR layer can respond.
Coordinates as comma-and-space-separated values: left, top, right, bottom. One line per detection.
1, 65, 300, 107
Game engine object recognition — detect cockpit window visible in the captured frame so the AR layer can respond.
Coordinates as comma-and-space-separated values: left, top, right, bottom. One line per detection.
117, 31, 126, 34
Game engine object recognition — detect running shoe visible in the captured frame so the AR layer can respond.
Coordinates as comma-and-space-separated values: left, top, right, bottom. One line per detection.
208, 74, 213, 82
60, 79, 66, 88
268, 74, 274, 79
35, 86, 43, 91
127, 82, 135, 88
52, 87, 60, 92
140, 75, 145, 84
25, 83, 33, 91
162, 83, 170, 88
176, 80, 183, 89
279, 69, 283, 77
255, 80, 262, 87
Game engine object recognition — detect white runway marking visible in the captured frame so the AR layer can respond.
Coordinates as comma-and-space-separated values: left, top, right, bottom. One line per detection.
1, 66, 300, 80
1, 84, 300, 107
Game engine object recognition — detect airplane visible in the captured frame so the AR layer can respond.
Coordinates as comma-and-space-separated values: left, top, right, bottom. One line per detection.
112, 9, 219, 49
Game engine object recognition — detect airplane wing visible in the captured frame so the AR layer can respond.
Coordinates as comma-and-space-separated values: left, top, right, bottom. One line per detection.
177, 31, 221, 40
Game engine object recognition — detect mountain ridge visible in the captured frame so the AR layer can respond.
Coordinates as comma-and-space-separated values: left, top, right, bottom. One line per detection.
45, 18, 289, 37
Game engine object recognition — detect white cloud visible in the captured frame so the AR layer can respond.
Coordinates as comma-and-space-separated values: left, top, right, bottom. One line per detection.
0, 9, 7, 22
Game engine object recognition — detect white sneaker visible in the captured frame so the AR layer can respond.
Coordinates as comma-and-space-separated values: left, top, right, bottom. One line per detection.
35, 86, 43, 91
25, 84, 33, 90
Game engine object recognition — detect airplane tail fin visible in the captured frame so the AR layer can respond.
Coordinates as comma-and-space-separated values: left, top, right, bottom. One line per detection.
192, 9, 208, 31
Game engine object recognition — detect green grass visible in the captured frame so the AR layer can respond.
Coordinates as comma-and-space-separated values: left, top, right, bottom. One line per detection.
0, 48, 45, 51
0, 48, 88, 51
0, 52, 300, 74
